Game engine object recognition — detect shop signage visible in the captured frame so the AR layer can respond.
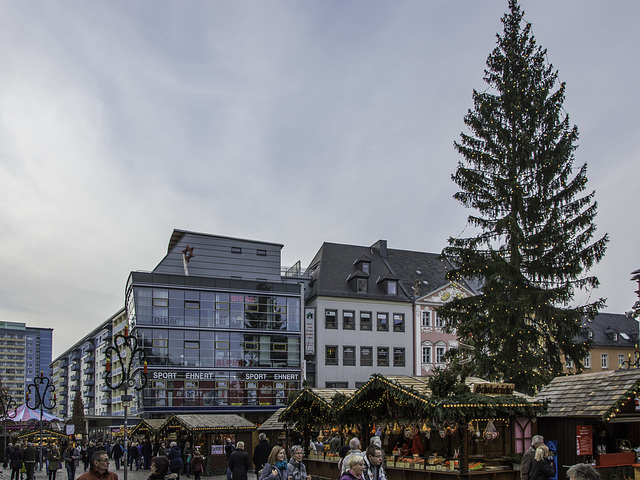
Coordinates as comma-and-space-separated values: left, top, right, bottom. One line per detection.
472, 383, 515, 395
150, 370, 300, 381
304, 308, 315, 355
576, 425, 593, 456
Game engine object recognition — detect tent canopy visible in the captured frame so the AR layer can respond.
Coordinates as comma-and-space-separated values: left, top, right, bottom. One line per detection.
0, 404, 61, 422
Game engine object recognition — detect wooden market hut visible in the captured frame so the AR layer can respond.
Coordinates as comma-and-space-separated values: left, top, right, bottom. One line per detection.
130, 418, 166, 441
258, 408, 296, 448
158, 414, 256, 473
292, 373, 545, 480
279, 387, 355, 455
535, 368, 640, 479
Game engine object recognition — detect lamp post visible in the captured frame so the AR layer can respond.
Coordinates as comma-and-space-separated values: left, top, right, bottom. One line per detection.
1, 387, 17, 462
25, 371, 56, 471
105, 324, 147, 480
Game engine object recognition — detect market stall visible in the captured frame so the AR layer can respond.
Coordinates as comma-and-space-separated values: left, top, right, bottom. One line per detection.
282, 373, 545, 480
158, 414, 256, 473
130, 418, 166, 442
535, 368, 640, 480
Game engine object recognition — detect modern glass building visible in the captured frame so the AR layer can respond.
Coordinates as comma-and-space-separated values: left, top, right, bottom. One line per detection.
126, 230, 307, 418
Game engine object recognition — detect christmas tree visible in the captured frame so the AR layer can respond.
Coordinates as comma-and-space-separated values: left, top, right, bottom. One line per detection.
439, 0, 608, 395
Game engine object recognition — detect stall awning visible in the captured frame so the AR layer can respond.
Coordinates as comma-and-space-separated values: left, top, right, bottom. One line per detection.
535, 368, 640, 421
279, 387, 355, 427
131, 418, 166, 436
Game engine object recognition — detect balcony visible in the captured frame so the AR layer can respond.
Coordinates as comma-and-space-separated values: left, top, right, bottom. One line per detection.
85, 344, 95, 352
70, 363, 80, 371
84, 356, 95, 364
59, 381, 68, 388
84, 367, 95, 375
84, 379, 95, 386
101, 385, 111, 392
70, 385, 79, 392
70, 374, 79, 382
101, 398, 110, 405
84, 390, 94, 397
58, 400, 67, 406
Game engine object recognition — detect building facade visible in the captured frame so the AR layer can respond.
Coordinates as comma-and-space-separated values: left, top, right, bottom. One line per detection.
127, 230, 306, 419
565, 312, 640, 373
303, 240, 475, 388
0, 321, 52, 405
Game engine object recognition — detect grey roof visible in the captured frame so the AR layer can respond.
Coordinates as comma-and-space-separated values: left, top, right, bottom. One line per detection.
579, 312, 639, 348
306, 240, 472, 302
535, 368, 640, 419
168, 414, 256, 432
258, 408, 292, 431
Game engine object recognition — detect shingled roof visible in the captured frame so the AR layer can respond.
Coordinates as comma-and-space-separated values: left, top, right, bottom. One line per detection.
259, 408, 292, 431
165, 414, 256, 432
535, 369, 640, 420
579, 312, 639, 348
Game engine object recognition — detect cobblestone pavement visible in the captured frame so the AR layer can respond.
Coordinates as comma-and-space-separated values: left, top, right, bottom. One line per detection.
1, 465, 258, 480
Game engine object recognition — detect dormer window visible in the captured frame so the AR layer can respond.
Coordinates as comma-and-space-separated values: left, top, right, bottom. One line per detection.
612, 332, 618, 341
387, 281, 397, 295
587, 330, 594, 339
353, 255, 372, 275
357, 279, 368, 293
362, 263, 370, 274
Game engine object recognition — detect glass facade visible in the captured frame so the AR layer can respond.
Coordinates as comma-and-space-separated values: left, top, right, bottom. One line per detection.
127, 277, 302, 414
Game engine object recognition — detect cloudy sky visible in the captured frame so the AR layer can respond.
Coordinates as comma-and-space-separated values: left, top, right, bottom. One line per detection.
1, 1, 638, 358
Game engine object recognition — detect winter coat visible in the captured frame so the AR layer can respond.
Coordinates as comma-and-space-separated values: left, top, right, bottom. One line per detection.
48, 450, 62, 471
529, 459, 554, 480
10, 448, 23, 470
228, 449, 251, 480
252, 440, 272, 472
190, 454, 205, 473
287, 459, 308, 480
168, 446, 183, 471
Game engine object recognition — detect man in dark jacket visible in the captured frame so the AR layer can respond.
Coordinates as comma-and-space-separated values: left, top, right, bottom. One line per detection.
168, 442, 183, 480
252, 434, 272, 477
23, 443, 37, 480
228, 442, 251, 480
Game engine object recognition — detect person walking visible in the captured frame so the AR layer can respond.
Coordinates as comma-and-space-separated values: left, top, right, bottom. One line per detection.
252, 434, 272, 478
10, 443, 23, 480
111, 443, 123, 471
182, 442, 193, 478
167, 442, 183, 480
48, 445, 62, 480
258, 446, 288, 480
23, 443, 36, 480
189, 448, 205, 480
286, 446, 311, 480
77, 450, 118, 480
141, 440, 153, 470
4, 442, 12, 469
63, 444, 79, 480
228, 442, 251, 480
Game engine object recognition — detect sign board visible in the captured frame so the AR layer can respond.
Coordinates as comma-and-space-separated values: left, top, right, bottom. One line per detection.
66, 424, 75, 435
211, 445, 224, 455
304, 308, 315, 355
576, 425, 593, 456
472, 383, 515, 395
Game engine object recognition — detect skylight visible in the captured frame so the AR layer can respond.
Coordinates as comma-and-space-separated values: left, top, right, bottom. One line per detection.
621, 332, 630, 340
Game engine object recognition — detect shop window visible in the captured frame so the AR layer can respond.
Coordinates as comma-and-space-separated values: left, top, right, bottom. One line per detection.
326, 346, 338, 366
343, 346, 356, 366
343, 311, 355, 330
360, 312, 372, 331
393, 314, 405, 332
360, 346, 373, 366
377, 313, 389, 332
377, 347, 389, 367
325, 310, 337, 329
393, 347, 405, 367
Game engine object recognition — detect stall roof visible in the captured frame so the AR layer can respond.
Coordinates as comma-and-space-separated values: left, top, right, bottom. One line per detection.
535, 369, 640, 420
279, 387, 355, 426
259, 408, 293, 431
131, 418, 166, 436
164, 414, 256, 432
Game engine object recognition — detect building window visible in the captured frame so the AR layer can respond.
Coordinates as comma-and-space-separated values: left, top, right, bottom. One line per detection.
377, 313, 389, 332
152, 298, 169, 307
393, 348, 405, 367
360, 347, 373, 366
257, 249, 267, 256
565, 357, 573, 369
325, 381, 348, 388
343, 311, 355, 330
422, 345, 432, 364
619, 354, 625, 368
325, 346, 338, 365
435, 313, 445, 328
601, 353, 608, 369
360, 312, 372, 331
325, 310, 337, 329
343, 346, 356, 366
587, 330, 594, 339
357, 279, 368, 293
584, 353, 591, 368
185, 301, 200, 309
362, 263, 370, 274
612, 332, 618, 341
387, 281, 397, 295
436, 344, 446, 364
393, 314, 405, 332
422, 311, 431, 327
377, 347, 389, 367
231, 247, 242, 254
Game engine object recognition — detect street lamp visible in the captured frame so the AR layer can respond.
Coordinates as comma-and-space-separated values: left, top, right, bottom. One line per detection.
25, 371, 56, 471
105, 324, 147, 480
1, 388, 17, 458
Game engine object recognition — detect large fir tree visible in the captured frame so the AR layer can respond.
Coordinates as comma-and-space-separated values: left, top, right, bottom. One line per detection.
439, 0, 608, 394
72, 391, 87, 437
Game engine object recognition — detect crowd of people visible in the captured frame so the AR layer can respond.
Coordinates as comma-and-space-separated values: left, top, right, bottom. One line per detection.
2, 438, 206, 480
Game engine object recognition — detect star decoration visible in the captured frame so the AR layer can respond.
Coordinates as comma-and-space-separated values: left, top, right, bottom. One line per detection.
182, 245, 195, 263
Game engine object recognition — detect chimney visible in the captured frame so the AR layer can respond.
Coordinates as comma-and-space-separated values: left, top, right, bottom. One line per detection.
372, 240, 388, 258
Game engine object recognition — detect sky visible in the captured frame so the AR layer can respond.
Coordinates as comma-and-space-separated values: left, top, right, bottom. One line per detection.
0, 1, 638, 359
